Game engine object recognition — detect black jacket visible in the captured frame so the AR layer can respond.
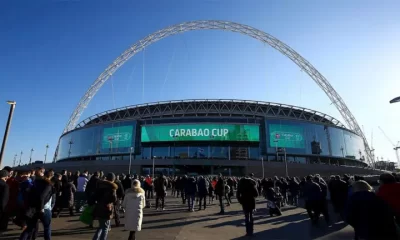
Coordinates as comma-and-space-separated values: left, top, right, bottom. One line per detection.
0, 180, 9, 212
115, 180, 125, 199
92, 180, 118, 220
154, 176, 168, 195
237, 178, 259, 211
215, 177, 225, 196
85, 175, 100, 196
121, 177, 132, 191
347, 191, 399, 240
197, 178, 209, 196
28, 178, 54, 212
185, 177, 198, 195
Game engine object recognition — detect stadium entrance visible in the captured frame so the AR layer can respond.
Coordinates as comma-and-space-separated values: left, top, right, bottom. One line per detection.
141, 165, 245, 176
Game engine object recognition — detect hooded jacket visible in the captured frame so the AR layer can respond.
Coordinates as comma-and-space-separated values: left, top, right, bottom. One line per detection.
92, 180, 118, 220
122, 187, 146, 231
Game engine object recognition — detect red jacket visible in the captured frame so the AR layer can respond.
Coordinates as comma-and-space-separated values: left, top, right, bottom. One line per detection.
377, 183, 400, 216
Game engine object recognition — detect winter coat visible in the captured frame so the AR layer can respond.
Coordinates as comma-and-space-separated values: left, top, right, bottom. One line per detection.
115, 180, 125, 199
0, 180, 9, 213
236, 177, 259, 211
303, 181, 322, 202
122, 177, 132, 191
346, 191, 399, 240
154, 176, 168, 196
6, 177, 19, 215
122, 187, 146, 232
376, 183, 400, 217
61, 181, 76, 208
185, 177, 198, 196
215, 178, 225, 196
85, 176, 100, 197
92, 180, 118, 220
197, 178, 209, 196
27, 178, 54, 212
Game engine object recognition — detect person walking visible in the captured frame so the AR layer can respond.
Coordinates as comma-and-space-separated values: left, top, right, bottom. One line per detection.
19, 171, 54, 240
114, 175, 125, 227
197, 176, 208, 210
75, 170, 89, 213
215, 174, 226, 214
346, 180, 399, 240
0, 170, 10, 235
236, 175, 259, 237
123, 180, 146, 240
303, 175, 322, 225
92, 173, 118, 240
154, 174, 168, 211
376, 173, 400, 224
185, 175, 197, 212
54, 175, 76, 217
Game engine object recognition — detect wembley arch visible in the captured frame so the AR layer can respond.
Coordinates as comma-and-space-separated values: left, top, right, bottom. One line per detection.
63, 20, 374, 165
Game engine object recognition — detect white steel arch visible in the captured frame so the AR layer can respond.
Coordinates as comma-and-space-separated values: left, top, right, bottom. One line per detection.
63, 20, 374, 165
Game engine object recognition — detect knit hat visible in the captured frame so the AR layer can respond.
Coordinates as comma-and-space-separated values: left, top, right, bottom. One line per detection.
106, 172, 116, 182
0, 170, 9, 178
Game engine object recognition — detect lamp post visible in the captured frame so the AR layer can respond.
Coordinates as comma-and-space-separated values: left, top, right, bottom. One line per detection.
44, 144, 49, 164
261, 157, 265, 179
29, 148, 34, 164
0, 100, 16, 167
68, 140, 73, 158
129, 147, 134, 175
13, 154, 17, 167
152, 156, 155, 179
283, 148, 288, 177
274, 139, 279, 161
19, 151, 23, 166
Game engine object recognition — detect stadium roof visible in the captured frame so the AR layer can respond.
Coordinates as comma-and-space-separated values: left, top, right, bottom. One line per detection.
71, 99, 345, 132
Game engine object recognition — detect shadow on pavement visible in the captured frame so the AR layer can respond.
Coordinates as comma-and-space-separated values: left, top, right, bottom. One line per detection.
231, 215, 348, 240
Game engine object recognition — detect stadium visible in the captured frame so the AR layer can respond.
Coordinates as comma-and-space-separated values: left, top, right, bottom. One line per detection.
41, 20, 382, 177
48, 99, 377, 177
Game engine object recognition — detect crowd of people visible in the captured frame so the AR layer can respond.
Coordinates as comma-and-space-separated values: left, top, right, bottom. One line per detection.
1, 165, 400, 240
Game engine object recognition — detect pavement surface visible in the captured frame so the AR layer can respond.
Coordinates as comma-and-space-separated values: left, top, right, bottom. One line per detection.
0, 196, 355, 240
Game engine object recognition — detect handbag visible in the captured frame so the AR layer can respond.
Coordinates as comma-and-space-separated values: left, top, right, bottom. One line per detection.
79, 205, 94, 225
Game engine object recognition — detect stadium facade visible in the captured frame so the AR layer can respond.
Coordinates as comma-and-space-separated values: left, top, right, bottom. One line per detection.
54, 99, 368, 176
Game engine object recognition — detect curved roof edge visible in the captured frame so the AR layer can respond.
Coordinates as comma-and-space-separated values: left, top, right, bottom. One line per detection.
73, 99, 345, 132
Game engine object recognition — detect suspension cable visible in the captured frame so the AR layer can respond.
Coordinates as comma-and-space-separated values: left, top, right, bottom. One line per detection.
110, 75, 116, 109
160, 47, 177, 98
142, 48, 145, 103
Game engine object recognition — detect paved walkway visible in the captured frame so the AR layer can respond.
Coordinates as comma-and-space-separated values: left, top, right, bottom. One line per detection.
0, 196, 355, 240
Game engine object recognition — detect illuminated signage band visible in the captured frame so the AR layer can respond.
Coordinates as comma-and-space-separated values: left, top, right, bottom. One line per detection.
141, 124, 260, 142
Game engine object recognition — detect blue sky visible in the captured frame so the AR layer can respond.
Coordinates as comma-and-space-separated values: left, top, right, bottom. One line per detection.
0, 0, 399, 167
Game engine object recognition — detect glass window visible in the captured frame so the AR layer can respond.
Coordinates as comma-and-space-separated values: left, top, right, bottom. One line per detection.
172, 147, 188, 158
188, 146, 208, 159
230, 147, 248, 160
249, 147, 260, 160
210, 146, 229, 159
141, 147, 151, 159
343, 132, 365, 160
266, 119, 330, 156
286, 156, 295, 163
152, 147, 169, 159
329, 127, 346, 158
295, 157, 307, 164
57, 121, 137, 160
